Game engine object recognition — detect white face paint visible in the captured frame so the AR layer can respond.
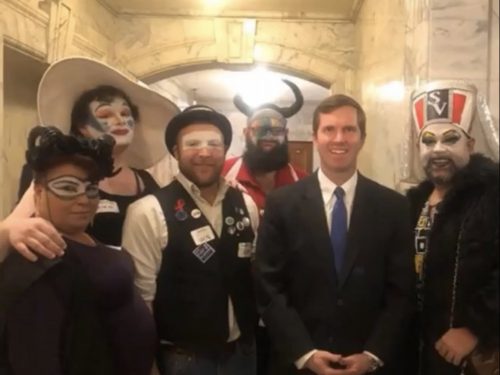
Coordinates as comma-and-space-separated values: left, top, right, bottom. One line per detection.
247, 114, 287, 150
180, 130, 224, 152
85, 97, 135, 147
419, 123, 472, 184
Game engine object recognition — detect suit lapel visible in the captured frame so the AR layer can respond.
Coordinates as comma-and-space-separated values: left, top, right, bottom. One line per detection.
338, 174, 374, 289
301, 174, 339, 289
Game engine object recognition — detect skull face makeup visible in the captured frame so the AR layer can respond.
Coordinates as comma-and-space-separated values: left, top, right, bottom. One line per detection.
85, 97, 135, 147
419, 123, 474, 185
247, 111, 287, 149
234, 79, 303, 173
243, 110, 289, 173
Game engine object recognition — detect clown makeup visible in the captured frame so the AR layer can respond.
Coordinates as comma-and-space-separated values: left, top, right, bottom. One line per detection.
180, 130, 224, 152
248, 116, 287, 147
86, 97, 135, 146
419, 123, 473, 185
46, 175, 100, 200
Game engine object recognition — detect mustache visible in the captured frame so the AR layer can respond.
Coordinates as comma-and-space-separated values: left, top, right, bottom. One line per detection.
425, 156, 454, 165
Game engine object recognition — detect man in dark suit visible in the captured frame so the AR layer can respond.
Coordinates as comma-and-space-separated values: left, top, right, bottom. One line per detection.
254, 94, 415, 375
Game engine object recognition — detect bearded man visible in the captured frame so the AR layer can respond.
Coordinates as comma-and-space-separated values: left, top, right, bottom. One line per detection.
223, 79, 307, 215
408, 81, 499, 375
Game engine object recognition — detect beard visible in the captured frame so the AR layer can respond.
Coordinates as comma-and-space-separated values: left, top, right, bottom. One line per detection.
423, 157, 460, 186
179, 162, 223, 188
243, 139, 289, 173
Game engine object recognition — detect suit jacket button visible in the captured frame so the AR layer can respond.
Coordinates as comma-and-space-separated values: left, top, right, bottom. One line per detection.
337, 299, 344, 306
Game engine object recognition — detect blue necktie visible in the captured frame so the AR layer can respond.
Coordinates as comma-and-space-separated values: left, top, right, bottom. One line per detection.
330, 187, 347, 275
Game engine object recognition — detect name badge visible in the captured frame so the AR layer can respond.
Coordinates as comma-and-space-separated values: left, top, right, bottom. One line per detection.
193, 243, 216, 263
96, 199, 119, 214
238, 242, 253, 258
190, 225, 215, 246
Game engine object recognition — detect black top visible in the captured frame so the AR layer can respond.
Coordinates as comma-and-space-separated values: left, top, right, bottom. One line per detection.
17, 165, 159, 247
407, 154, 499, 375
1, 238, 156, 375
89, 169, 159, 247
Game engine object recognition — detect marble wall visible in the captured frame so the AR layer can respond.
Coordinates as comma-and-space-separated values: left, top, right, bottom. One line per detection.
354, 0, 408, 188
355, 0, 499, 190
409, 0, 498, 180
113, 15, 356, 89
1, 48, 46, 216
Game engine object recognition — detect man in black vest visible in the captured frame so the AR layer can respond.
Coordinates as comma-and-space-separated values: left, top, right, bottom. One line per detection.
123, 105, 259, 375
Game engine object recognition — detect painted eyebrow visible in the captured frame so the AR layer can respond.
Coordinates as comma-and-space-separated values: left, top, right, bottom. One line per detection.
421, 131, 436, 138
442, 129, 460, 136
94, 100, 130, 110
94, 102, 113, 111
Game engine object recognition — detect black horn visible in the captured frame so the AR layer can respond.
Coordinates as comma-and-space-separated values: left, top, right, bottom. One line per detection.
278, 79, 304, 118
233, 94, 253, 117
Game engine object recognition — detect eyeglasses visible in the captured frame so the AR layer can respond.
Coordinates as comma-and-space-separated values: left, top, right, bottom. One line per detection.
248, 117, 286, 137
248, 125, 286, 138
46, 175, 100, 200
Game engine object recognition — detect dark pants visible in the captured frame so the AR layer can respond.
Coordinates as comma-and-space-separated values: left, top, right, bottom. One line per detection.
158, 340, 256, 375
256, 326, 271, 375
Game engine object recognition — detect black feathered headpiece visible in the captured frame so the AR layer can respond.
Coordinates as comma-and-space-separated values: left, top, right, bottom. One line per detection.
233, 79, 304, 120
26, 126, 116, 181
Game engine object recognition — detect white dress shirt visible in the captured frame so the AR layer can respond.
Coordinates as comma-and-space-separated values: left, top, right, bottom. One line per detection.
295, 169, 383, 370
122, 172, 259, 343
318, 167, 358, 231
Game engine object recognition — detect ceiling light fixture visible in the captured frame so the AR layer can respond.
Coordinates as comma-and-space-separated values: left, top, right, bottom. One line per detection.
235, 66, 284, 108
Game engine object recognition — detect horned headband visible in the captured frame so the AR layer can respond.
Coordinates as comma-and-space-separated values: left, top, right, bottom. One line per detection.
233, 79, 304, 119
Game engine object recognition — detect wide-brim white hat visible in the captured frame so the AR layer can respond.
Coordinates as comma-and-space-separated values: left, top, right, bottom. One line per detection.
37, 56, 180, 170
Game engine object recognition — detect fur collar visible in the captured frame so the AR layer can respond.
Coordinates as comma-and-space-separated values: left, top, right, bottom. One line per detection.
407, 153, 499, 211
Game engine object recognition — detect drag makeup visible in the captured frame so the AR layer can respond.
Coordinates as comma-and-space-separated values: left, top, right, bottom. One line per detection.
86, 97, 135, 146
46, 175, 100, 200
419, 123, 473, 184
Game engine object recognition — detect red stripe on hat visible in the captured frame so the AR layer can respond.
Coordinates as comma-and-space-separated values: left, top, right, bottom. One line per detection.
452, 93, 466, 124
414, 97, 424, 130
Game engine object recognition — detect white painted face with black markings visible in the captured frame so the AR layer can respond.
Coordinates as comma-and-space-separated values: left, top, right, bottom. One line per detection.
85, 97, 135, 147
419, 123, 473, 185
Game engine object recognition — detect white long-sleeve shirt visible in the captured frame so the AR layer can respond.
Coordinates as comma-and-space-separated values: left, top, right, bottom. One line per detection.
122, 173, 259, 342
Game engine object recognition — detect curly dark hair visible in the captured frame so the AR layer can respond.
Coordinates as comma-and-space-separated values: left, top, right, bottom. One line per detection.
26, 126, 116, 182
70, 85, 140, 135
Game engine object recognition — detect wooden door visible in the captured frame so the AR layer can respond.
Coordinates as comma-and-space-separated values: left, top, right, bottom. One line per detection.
288, 141, 313, 173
